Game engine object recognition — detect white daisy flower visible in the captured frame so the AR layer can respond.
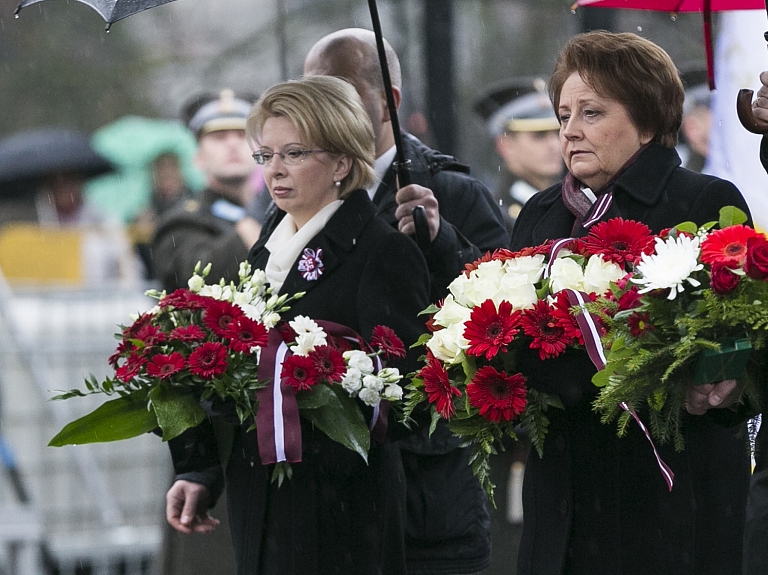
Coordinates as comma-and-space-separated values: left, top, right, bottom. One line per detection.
633, 235, 703, 300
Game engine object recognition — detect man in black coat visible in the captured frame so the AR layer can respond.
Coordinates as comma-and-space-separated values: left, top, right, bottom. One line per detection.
302, 28, 509, 575
152, 89, 264, 292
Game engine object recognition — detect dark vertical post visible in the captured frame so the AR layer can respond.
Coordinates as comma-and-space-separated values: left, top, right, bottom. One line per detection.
424, 0, 456, 155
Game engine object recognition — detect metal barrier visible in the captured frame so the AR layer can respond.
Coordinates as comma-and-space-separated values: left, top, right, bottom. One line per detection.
0, 271, 170, 575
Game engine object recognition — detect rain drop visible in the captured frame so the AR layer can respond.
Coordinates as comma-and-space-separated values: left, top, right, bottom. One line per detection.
637, 26, 643, 32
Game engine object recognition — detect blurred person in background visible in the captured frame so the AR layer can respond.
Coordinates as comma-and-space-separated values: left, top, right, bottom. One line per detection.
132, 152, 192, 280
303, 28, 509, 575
151, 89, 263, 292
743, 69, 768, 575
677, 66, 712, 173
511, 31, 751, 575
475, 78, 564, 236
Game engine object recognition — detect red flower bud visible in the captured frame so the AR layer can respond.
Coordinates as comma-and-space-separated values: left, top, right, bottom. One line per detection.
744, 236, 768, 280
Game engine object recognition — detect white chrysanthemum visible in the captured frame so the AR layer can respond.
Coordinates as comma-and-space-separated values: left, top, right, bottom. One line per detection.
290, 316, 324, 337
343, 350, 374, 374
633, 235, 703, 300
382, 383, 404, 401
549, 257, 585, 293
582, 255, 625, 296
359, 387, 381, 407
341, 367, 363, 396
425, 322, 469, 365
433, 295, 473, 328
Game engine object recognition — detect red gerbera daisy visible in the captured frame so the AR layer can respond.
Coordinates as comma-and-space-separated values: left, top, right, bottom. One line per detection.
115, 352, 147, 382
627, 311, 654, 338
281, 354, 319, 392
226, 316, 268, 353
508, 240, 554, 259
134, 324, 166, 347
466, 366, 527, 423
170, 325, 207, 342
583, 218, 655, 266
159, 289, 208, 310
371, 325, 406, 359
551, 291, 583, 345
108, 339, 134, 368
123, 313, 153, 338
520, 300, 571, 360
464, 299, 521, 360
309, 345, 346, 383
146, 352, 186, 379
188, 342, 228, 379
203, 300, 244, 337
700, 225, 760, 266
419, 353, 461, 419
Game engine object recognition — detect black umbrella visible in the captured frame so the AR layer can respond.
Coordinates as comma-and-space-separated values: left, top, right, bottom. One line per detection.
14, 0, 178, 30
0, 127, 113, 194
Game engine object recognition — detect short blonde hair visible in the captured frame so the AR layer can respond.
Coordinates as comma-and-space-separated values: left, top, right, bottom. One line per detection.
549, 32, 684, 148
247, 75, 376, 198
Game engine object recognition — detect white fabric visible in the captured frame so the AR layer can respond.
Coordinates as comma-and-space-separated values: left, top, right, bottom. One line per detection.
264, 200, 343, 292
368, 145, 397, 199
581, 187, 597, 204
704, 10, 768, 231
509, 180, 538, 205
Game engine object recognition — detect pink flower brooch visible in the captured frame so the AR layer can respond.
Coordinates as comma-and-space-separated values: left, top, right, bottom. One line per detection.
298, 248, 324, 281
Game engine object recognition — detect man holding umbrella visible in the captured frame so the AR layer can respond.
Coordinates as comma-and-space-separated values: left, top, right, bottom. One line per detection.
152, 89, 264, 292
303, 28, 509, 575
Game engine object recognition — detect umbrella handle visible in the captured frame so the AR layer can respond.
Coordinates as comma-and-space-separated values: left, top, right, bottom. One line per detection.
412, 206, 431, 252
737, 89, 768, 135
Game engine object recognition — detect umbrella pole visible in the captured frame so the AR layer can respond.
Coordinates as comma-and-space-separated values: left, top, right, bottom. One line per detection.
366, 0, 431, 250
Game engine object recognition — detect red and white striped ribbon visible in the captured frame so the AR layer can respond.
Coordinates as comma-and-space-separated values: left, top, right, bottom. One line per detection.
563, 288, 675, 491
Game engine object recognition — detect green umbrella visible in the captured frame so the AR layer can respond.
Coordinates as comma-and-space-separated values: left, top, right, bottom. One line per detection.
85, 115, 205, 223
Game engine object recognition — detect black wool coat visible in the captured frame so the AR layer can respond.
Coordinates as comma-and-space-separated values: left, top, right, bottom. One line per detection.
510, 145, 752, 575
216, 189, 429, 575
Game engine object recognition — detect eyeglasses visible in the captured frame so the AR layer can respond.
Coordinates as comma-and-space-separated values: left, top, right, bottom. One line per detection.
252, 147, 327, 166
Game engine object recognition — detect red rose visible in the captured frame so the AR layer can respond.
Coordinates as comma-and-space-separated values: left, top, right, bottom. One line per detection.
709, 263, 740, 295
744, 236, 768, 280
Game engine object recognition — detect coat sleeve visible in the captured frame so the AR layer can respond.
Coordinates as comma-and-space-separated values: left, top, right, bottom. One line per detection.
427, 174, 510, 300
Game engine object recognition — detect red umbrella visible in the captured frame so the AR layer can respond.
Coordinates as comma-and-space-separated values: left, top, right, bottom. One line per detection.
576, 0, 766, 90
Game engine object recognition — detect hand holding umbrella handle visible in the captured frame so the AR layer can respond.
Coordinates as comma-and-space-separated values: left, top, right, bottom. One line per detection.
412, 206, 431, 252
737, 89, 768, 135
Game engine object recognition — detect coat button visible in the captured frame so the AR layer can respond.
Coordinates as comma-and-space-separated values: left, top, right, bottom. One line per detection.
560, 499, 569, 516
555, 435, 566, 452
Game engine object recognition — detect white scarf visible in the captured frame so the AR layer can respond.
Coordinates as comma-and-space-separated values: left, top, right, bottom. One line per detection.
264, 200, 343, 293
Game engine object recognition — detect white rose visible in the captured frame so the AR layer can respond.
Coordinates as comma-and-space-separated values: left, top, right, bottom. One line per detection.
504, 254, 546, 284
359, 387, 381, 407
582, 255, 624, 296
433, 295, 473, 329
549, 257, 585, 293
341, 368, 363, 396
187, 274, 205, 293
382, 384, 404, 401
447, 273, 473, 306
496, 272, 539, 310
343, 350, 374, 374
362, 374, 385, 392
425, 322, 469, 365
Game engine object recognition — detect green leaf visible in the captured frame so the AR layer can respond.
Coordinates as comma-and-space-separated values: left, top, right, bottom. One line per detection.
412, 332, 433, 348
149, 385, 205, 441
719, 206, 748, 227
592, 368, 612, 388
675, 221, 698, 235
296, 384, 335, 410
418, 303, 441, 316
301, 386, 370, 462
48, 393, 158, 446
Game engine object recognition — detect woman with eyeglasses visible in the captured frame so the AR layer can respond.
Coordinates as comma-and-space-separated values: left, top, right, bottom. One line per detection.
165, 75, 430, 575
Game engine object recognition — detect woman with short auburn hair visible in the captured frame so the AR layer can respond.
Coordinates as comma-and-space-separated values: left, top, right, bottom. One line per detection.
511, 31, 752, 575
